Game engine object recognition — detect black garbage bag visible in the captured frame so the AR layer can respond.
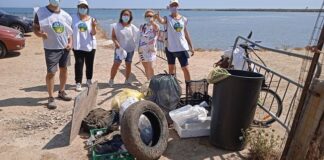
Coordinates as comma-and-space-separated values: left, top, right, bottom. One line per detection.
82, 108, 119, 133
95, 134, 124, 154
146, 74, 182, 112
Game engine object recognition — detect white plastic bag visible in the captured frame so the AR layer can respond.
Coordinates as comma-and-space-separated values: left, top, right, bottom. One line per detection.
169, 105, 208, 126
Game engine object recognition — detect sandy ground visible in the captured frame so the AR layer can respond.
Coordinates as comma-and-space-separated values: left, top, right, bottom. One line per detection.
0, 32, 309, 160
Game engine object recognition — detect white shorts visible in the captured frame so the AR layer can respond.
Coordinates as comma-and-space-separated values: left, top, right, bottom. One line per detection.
139, 52, 157, 62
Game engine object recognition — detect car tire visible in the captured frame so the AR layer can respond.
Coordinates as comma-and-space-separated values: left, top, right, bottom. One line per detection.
10, 24, 25, 34
121, 100, 169, 160
0, 42, 7, 58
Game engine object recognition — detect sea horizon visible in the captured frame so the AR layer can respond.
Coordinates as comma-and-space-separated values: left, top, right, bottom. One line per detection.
0, 7, 318, 49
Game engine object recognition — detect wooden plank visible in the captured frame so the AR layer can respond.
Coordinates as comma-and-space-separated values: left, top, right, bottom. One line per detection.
69, 82, 98, 144
286, 80, 324, 160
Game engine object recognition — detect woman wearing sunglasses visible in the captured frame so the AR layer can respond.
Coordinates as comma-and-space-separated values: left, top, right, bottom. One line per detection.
138, 10, 160, 80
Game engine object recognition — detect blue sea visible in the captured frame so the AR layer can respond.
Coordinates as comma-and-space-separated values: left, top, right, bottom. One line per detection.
1, 8, 319, 49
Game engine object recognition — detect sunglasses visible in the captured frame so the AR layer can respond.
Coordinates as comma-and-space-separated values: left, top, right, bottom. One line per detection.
145, 15, 153, 18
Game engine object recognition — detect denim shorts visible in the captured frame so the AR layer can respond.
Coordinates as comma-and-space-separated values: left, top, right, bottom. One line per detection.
114, 50, 135, 63
165, 48, 189, 67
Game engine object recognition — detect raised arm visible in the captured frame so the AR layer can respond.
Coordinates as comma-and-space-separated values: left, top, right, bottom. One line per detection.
154, 11, 167, 25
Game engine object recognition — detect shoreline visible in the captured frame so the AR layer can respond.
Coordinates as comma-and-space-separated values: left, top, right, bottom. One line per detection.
97, 26, 307, 52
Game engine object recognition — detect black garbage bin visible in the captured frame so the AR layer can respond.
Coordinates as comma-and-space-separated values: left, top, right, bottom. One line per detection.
209, 70, 264, 151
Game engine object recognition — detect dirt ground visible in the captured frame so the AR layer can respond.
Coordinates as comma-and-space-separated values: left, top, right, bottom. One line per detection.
0, 32, 307, 159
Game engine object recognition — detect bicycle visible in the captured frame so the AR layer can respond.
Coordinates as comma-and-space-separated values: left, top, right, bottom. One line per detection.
215, 31, 283, 126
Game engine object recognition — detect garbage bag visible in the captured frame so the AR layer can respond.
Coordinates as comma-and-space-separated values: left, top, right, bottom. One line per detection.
207, 67, 231, 84
146, 74, 182, 112
111, 89, 144, 111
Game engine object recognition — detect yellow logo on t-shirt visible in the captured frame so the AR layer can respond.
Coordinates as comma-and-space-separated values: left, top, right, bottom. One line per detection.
52, 21, 65, 34
78, 23, 88, 32
173, 22, 183, 32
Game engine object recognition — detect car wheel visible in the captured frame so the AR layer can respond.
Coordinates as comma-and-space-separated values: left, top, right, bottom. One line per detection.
10, 24, 25, 34
0, 42, 7, 58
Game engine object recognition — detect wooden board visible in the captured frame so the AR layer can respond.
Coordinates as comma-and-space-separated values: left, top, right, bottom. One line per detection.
69, 81, 98, 144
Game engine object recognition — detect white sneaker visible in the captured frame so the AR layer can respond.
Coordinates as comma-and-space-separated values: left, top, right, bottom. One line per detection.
86, 79, 92, 87
124, 79, 132, 85
108, 79, 114, 87
75, 83, 82, 92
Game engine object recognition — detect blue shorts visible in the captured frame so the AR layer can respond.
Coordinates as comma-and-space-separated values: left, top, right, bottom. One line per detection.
114, 51, 134, 63
165, 48, 189, 67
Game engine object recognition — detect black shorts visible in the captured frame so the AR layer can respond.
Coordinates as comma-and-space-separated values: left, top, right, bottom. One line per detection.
165, 48, 189, 67
45, 49, 71, 73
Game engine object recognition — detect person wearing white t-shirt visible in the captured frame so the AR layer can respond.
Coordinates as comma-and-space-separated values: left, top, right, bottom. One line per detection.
109, 9, 139, 87
155, 0, 194, 82
33, 0, 73, 109
72, 0, 97, 92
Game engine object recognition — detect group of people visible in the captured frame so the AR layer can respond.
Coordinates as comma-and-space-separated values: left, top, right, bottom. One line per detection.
33, 0, 194, 109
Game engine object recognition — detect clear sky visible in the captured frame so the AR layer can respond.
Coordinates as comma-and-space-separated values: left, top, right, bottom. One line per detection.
0, 0, 323, 9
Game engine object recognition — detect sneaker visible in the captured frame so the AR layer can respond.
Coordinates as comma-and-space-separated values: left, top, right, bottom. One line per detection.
108, 79, 114, 87
124, 79, 132, 85
86, 79, 92, 87
75, 83, 82, 92
48, 97, 57, 110
58, 90, 72, 101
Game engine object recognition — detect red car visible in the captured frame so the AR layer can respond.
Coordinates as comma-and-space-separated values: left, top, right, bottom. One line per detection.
0, 25, 25, 58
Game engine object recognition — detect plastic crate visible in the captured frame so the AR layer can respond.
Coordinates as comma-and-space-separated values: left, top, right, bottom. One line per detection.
90, 128, 134, 160
178, 79, 212, 109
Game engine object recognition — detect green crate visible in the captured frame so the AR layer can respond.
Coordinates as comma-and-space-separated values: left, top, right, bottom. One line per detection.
90, 128, 134, 160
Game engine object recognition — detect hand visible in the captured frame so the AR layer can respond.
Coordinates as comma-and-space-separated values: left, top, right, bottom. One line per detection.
91, 18, 97, 28
115, 43, 120, 49
190, 48, 195, 56
65, 43, 72, 50
41, 31, 48, 39
154, 11, 160, 20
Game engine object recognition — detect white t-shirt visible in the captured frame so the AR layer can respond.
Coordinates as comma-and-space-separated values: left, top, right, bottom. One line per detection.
166, 15, 189, 52
37, 7, 72, 50
112, 23, 139, 53
72, 14, 97, 52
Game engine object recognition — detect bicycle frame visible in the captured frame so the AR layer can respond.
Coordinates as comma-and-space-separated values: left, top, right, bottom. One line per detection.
230, 36, 313, 133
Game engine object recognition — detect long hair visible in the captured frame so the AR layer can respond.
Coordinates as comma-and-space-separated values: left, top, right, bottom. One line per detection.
119, 9, 133, 24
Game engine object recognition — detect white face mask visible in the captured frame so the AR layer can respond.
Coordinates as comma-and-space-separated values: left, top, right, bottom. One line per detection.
145, 17, 152, 24
49, 0, 60, 7
169, 7, 178, 14
78, 8, 88, 15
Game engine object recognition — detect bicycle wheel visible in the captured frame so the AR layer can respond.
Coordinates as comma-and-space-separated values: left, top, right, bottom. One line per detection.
253, 88, 283, 126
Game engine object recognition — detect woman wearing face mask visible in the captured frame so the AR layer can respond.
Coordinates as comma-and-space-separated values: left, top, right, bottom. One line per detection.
155, 0, 194, 82
72, 0, 97, 91
109, 9, 139, 87
138, 10, 159, 80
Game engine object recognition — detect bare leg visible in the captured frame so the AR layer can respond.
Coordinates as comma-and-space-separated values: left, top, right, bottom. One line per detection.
182, 66, 191, 82
168, 64, 176, 75
147, 62, 154, 80
59, 67, 68, 91
125, 62, 132, 80
142, 62, 149, 80
46, 72, 56, 98
110, 62, 121, 80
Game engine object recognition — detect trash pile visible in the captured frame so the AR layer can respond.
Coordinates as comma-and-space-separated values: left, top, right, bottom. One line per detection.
81, 71, 262, 159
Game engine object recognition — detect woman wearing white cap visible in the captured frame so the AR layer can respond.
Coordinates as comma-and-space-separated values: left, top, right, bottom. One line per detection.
72, 0, 97, 91
155, 0, 194, 82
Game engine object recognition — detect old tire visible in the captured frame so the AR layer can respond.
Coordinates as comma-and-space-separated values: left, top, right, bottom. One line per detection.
121, 100, 168, 160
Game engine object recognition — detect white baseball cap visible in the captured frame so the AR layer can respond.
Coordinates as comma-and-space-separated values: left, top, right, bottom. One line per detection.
169, 0, 179, 5
78, 0, 88, 6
